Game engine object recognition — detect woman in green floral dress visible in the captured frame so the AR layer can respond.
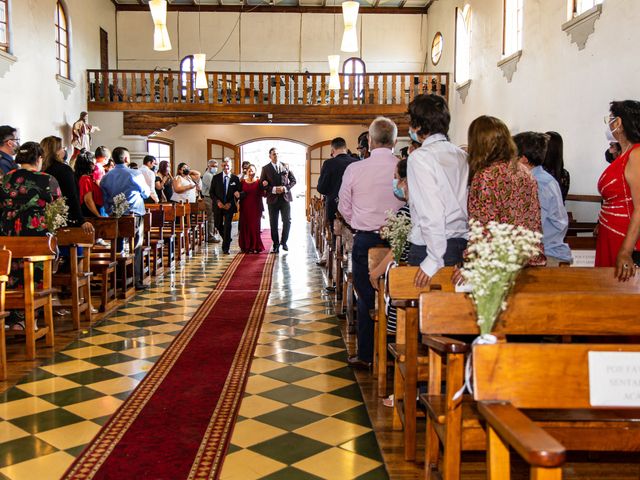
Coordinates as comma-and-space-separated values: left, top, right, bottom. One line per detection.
0, 142, 61, 330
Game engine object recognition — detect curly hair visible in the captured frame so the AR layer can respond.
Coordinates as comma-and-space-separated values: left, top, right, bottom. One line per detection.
610, 100, 640, 144
408, 94, 450, 137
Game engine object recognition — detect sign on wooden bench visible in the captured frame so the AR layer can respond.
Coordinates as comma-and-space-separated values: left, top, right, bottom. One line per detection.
589, 351, 640, 407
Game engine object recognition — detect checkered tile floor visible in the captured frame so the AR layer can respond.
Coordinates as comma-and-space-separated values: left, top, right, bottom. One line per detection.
0, 220, 388, 480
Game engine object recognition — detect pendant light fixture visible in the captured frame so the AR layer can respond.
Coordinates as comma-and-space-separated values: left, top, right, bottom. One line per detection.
193, 1, 208, 90
149, 0, 172, 52
327, 0, 341, 91
340, 1, 359, 53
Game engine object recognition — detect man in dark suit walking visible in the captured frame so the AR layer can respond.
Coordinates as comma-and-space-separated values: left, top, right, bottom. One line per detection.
316, 137, 353, 267
260, 147, 297, 253
209, 159, 241, 254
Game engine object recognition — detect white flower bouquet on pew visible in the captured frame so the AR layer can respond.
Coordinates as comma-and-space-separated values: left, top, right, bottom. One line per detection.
111, 193, 130, 218
380, 209, 412, 263
462, 220, 542, 336
44, 197, 69, 233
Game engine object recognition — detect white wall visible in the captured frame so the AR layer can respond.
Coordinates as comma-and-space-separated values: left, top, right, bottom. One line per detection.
116, 11, 427, 72
0, 0, 116, 144
426, 0, 638, 220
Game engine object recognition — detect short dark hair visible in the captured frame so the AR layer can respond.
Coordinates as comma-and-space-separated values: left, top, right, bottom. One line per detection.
75, 151, 96, 178
610, 100, 640, 144
399, 146, 409, 160
269, 147, 277, 155
331, 137, 347, 150
396, 158, 407, 179
95, 146, 110, 160
177, 162, 188, 172
408, 94, 451, 137
0, 125, 17, 144
129, 162, 138, 169
357, 131, 369, 150
15, 142, 44, 166
513, 132, 549, 167
143, 155, 156, 166
111, 147, 129, 165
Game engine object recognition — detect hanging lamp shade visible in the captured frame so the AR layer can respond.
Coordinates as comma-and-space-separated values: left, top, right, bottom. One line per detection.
194, 53, 208, 89
328, 54, 341, 90
149, 0, 172, 51
340, 1, 359, 52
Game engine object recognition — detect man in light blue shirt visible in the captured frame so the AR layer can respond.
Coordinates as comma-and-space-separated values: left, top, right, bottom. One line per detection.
514, 132, 572, 265
101, 146, 150, 289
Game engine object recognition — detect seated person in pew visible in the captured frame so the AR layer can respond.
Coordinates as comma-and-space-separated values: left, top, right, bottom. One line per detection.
406, 94, 469, 288
76, 151, 105, 218
0, 142, 61, 331
514, 132, 572, 266
369, 158, 411, 335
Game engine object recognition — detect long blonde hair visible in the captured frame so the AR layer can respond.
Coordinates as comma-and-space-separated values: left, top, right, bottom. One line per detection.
40, 136, 63, 171
467, 116, 517, 180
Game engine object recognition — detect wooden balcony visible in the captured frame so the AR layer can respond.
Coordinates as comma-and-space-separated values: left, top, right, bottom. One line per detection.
86, 70, 449, 135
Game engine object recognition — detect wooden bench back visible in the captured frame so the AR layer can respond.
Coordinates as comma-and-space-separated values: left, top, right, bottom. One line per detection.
0, 236, 57, 259
87, 218, 118, 241
473, 343, 640, 409
511, 267, 636, 293
387, 266, 457, 304
0, 248, 10, 278
565, 236, 596, 250
55, 228, 95, 247
117, 215, 136, 239
368, 247, 390, 271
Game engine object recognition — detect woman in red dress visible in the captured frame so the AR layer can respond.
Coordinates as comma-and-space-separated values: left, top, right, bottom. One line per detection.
596, 100, 640, 280
238, 164, 266, 253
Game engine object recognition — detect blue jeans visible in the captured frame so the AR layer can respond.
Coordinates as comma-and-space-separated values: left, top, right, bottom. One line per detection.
351, 232, 387, 363
407, 238, 468, 268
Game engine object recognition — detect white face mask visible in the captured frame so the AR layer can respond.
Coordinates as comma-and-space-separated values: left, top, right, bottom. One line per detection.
606, 118, 619, 142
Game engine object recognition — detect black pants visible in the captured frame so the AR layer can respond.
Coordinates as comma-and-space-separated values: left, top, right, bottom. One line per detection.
214, 207, 234, 252
407, 238, 468, 268
267, 198, 291, 247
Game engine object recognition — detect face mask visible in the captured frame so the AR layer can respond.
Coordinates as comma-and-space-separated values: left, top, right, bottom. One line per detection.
210, 167, 217, 174
182, 168, 190, 175
393, 178, 406, 200
606, 118, 619, 142
408, 129, 420, 143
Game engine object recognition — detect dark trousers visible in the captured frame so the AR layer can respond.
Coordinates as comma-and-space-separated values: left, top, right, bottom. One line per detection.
214, 207, 234, 252
407, 238, 468, 268
352, 232, 386, 363
268, 198, 291, 247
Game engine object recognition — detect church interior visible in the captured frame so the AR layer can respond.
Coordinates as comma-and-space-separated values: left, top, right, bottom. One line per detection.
0, 0, 639, 479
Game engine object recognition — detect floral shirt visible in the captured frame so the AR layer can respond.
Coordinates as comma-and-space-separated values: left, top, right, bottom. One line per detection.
0, 168, 61, 237
468, 161, 545, 265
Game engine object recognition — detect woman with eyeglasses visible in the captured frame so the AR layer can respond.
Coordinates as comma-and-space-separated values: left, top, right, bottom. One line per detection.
595, 100, 640, 280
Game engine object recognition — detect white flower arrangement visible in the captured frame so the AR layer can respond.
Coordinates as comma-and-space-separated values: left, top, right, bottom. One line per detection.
111, 193, 130, 218
380, 209, 412, 263
461, 220, 542, 335
44, 197, 69, 233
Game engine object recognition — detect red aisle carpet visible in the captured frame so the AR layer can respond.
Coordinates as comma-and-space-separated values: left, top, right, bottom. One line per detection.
64, 233, 275, 480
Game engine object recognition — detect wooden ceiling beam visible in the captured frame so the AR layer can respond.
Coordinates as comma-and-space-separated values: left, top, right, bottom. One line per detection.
114, 4, 429, 14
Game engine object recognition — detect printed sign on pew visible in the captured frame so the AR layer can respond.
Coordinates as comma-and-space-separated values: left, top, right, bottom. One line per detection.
589, 352, 640, 406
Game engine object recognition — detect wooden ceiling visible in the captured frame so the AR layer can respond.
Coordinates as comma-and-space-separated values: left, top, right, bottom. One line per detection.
112, 0, 436, 14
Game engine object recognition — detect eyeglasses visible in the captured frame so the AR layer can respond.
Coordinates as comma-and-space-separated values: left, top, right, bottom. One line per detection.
6, 137, 19, 143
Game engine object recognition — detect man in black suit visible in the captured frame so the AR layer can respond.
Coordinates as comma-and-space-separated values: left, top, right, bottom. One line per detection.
209, 159, 241, 254
259, 147, 297, 253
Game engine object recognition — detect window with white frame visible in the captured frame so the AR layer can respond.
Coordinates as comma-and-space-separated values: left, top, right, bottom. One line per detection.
55, 1, 70, 78
0, 0, 9, 53
147, 139, 173, 172
503, 0, 523, 56
455, 4, 472, 84
571, 0, 603, 17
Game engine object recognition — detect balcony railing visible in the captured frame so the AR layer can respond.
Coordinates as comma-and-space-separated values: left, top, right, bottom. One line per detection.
87, 70, 449, 110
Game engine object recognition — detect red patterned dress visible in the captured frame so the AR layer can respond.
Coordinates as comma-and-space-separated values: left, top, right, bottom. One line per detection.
468, 161, 545, 265
595, 144, 640, 267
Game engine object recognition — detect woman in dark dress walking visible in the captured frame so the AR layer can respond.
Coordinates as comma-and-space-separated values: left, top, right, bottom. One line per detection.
238, 164, 265, 253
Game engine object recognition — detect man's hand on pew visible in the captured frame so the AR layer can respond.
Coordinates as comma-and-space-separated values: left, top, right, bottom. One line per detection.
81, 221, 95, 235
414, 268, 432, 288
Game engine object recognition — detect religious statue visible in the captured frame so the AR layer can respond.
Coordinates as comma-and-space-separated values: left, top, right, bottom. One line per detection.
71, 112, 100, 163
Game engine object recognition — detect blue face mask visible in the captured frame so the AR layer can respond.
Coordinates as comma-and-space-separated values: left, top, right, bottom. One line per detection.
210, 167, 218, 174
393, 178, 405, 200
408, 129, 420, 143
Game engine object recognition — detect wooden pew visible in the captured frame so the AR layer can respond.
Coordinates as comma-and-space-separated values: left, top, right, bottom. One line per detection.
190, 200, 206, 249
418, 267, 640, 480
333, 219, 344, 305
141, 211, 152, 284
145, 209, 165, 277
174, 202, 189, 261
474, 343, 640, 480
54, 227, 95, 329
386, 265, 456, 461
86, 217, 118, 312
367, 246, 391, 397
116, 215, 138, 299
0, 237, 56, 360
0, 248, 11, 379
148, 203, 175, 269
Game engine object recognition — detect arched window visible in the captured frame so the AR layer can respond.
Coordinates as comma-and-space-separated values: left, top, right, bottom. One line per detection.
455, 4, 472, 84
180, 55, 195, 99
503, 0, 523, 56
0, 0, 9, 53
571, 0, 603, 17
342, 57, 365, 97
55, 1, 70, 78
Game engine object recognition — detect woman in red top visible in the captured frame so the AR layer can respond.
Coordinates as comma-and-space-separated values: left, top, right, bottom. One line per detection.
75, 151, 104, 217
238, 164, 265, 253
596, 100, 640, 280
